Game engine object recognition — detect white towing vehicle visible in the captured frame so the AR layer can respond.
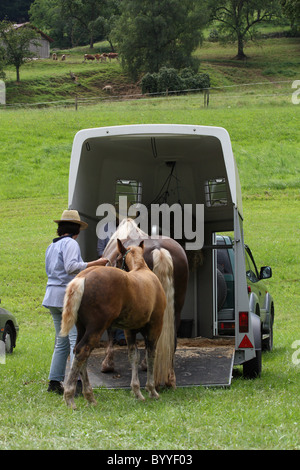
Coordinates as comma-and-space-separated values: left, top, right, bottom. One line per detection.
68, 124, 274, 387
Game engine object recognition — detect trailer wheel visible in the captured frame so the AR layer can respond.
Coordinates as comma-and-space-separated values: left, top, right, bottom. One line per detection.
243, 312, 262, 379
243, 349, 262, 379
262, 305, 274, 352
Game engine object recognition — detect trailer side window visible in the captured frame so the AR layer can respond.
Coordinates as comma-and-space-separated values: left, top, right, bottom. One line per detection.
205, 178, 227, 207
115, 179, 142, 204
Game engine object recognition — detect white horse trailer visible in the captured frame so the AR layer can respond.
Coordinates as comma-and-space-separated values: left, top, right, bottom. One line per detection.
68, 124, 262, 386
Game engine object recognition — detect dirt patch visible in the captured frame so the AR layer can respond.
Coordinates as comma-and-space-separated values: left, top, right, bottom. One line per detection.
92, 336, 234, 357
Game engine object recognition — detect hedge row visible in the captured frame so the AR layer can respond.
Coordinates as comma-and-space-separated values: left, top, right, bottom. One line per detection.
141, 67, 210, 94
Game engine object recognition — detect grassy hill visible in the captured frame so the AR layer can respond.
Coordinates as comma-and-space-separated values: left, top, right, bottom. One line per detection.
3, 34, 300, 105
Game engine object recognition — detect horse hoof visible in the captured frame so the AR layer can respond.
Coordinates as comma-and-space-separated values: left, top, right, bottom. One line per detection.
146, 385, 159, 399
133, 390, 145, 401
87, 399, 97, 407
64, 397, 77, 410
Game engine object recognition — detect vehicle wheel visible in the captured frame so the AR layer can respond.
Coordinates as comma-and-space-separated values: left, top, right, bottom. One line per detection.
3, 323, 14, 354
262, 307, 274, 352
243, 349, 262, 379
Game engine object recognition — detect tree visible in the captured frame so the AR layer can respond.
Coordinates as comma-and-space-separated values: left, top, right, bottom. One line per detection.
0, 20, 40, 81
30, 0, 121, 48
209, 0, 280, 59
281, 0, 300, 31
112, 0, 209, 79
0, 0, 35, 23
60, 0, 106, 48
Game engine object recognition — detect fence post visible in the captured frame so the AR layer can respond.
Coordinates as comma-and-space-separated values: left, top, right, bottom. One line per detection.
203, 89, 209, 107
75, 95, 78, 111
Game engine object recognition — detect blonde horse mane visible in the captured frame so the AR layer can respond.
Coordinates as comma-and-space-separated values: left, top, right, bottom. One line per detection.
105, 218, 148, 252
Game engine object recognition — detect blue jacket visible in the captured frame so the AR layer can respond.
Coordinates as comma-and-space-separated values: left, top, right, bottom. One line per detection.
42, 235, 87, 308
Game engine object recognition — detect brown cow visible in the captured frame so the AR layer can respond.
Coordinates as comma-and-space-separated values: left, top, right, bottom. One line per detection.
108, 52, 118, 61
84, 54, 95, 61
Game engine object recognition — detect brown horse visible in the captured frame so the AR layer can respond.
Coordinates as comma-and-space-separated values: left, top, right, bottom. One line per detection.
101, 218, 189, 388
60, 239, 166, 409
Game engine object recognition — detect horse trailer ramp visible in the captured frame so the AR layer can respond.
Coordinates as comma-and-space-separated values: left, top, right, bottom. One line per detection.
86, 338, 235, 389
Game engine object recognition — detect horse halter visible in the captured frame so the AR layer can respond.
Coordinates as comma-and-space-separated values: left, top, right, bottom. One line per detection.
121, 248, 131, 271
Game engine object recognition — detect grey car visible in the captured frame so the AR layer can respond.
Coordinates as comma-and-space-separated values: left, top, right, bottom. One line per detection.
0, 301, 19, 354
217, 236, 274, 352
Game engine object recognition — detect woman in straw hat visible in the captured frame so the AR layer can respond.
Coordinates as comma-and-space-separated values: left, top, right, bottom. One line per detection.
43, 209, 108, 394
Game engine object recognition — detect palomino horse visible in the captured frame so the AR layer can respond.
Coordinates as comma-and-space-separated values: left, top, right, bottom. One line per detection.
101, 218, 189, 388
61, 239, 166, 409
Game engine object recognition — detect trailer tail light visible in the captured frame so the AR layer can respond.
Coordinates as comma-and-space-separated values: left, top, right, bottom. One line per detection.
220, 322, 235, 331
248, 286, 251, 294
239, 311, 249, 333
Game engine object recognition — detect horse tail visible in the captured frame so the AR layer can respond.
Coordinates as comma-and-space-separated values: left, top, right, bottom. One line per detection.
152, 248, 175, 388
60, 277, 85, 337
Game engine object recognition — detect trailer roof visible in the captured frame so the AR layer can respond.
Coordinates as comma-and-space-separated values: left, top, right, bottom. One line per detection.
69, 124, 243, 229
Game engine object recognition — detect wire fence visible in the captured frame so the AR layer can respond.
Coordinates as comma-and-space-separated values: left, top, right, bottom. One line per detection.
0, 79, 295, 110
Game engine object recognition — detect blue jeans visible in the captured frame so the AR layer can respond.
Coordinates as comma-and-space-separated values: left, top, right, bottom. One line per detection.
48, 307, 77, 382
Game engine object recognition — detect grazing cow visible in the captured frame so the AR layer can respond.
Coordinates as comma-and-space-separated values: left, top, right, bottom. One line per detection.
84, 54, 95, 61
102, 85, 113, 93
94, 53, 107, 63
108, 52, 118, 61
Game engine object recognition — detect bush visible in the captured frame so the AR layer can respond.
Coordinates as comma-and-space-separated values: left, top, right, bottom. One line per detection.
141, 72, 159, 94
156, 67, 184, 93
141, 67, 210, 95
180, 68, 210, 91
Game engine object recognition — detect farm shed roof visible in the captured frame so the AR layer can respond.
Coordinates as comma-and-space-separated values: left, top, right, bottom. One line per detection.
12, 23, 54, 43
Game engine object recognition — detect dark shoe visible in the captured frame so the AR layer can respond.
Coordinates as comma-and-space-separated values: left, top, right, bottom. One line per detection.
47, 380, 64, 395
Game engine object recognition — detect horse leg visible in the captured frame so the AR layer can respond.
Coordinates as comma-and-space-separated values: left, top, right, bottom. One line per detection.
145, 339, 159, 399
80, 360, 97, 406
166, 357, 176, 389
64, 328, 101, 408
64, 356, 82, 410
101, 327, 115, 372
125, 330, 145, 401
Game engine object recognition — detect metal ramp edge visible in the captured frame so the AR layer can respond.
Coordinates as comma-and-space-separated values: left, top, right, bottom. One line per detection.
86, 343, 235, 389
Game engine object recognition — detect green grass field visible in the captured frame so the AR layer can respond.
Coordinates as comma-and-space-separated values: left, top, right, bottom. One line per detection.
0, 34, 299, 450
3, 35, 300, 105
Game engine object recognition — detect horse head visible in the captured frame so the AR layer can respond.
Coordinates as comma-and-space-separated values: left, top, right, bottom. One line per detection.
116, 239, 145, 271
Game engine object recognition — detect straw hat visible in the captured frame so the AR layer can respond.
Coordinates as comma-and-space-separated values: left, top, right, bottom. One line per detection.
54, 210, 88, 230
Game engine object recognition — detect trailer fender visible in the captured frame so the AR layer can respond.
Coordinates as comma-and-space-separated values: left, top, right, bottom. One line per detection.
250, 312, 262, 351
